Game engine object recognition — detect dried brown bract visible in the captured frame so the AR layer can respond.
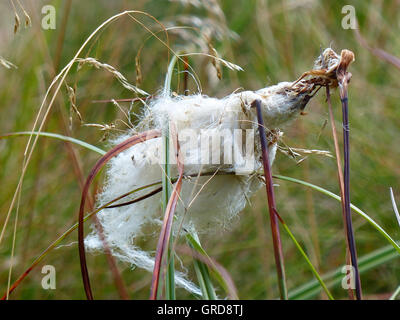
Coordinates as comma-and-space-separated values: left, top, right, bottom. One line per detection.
292, 48, 355, 91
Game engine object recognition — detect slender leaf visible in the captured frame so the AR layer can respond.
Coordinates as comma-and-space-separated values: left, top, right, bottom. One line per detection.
0, 131, 106, 155
78, 130, 161, 299
274, 174, 400, 254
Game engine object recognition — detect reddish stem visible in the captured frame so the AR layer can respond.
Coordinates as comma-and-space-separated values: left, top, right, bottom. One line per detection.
253, 99, 287, 300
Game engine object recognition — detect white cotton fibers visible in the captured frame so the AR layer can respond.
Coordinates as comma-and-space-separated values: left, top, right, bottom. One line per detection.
85, 48, 345, 295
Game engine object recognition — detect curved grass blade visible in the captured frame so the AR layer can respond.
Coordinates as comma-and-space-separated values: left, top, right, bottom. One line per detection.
289, 244, 399, 299
0, 131, 106, 155
278, 219, 334, 299
78, 130, 161, 299
273, 175, 400, 254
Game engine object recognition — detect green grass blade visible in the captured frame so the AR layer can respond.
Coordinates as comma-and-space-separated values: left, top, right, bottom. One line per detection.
162, 54, 179, 300
289, 243, 399, 299
0, 131, 106, 155
389, 285, 400, 300
187, 232, 217, 300
274, 174, 400, 254
192, 258, 210, 299
186, 233, 238, 299
161, 127, 174, 299
280, 221, 334, 299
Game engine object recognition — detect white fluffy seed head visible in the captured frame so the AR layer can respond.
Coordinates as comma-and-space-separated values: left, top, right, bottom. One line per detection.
85, 86, 301, 294
85, 48, 346, 295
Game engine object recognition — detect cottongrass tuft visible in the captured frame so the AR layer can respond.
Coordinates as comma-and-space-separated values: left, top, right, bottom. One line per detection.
85, 48, 351, 295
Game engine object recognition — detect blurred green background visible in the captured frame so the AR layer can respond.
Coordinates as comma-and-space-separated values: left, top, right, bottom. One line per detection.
0, 0, 399, 299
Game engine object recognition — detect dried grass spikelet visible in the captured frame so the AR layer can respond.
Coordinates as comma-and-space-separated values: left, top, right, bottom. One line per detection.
76, 57, 149, 96
85, 48, 354, 294
10, 0, 31, 34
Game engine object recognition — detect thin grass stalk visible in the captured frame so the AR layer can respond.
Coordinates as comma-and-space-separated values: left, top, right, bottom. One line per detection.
336, 59, 362, 299
252, 99, 288, 300
161, 54, 180, 300
78, 130, 161, 299
150, 125, 183, 300
277, 218, 334, 300
162, 127, 175, 300
5, 174, 22, 300
340, 87, 361, 299
19, 142, 45, 286
389, 188, 400, 228
326, 86, 354, 300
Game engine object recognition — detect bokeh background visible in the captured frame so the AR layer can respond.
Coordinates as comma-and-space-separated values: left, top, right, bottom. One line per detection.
0, 0, 399, 299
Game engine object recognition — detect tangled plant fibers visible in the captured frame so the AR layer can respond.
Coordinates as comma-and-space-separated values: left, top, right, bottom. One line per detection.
85, 48, 353, 295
